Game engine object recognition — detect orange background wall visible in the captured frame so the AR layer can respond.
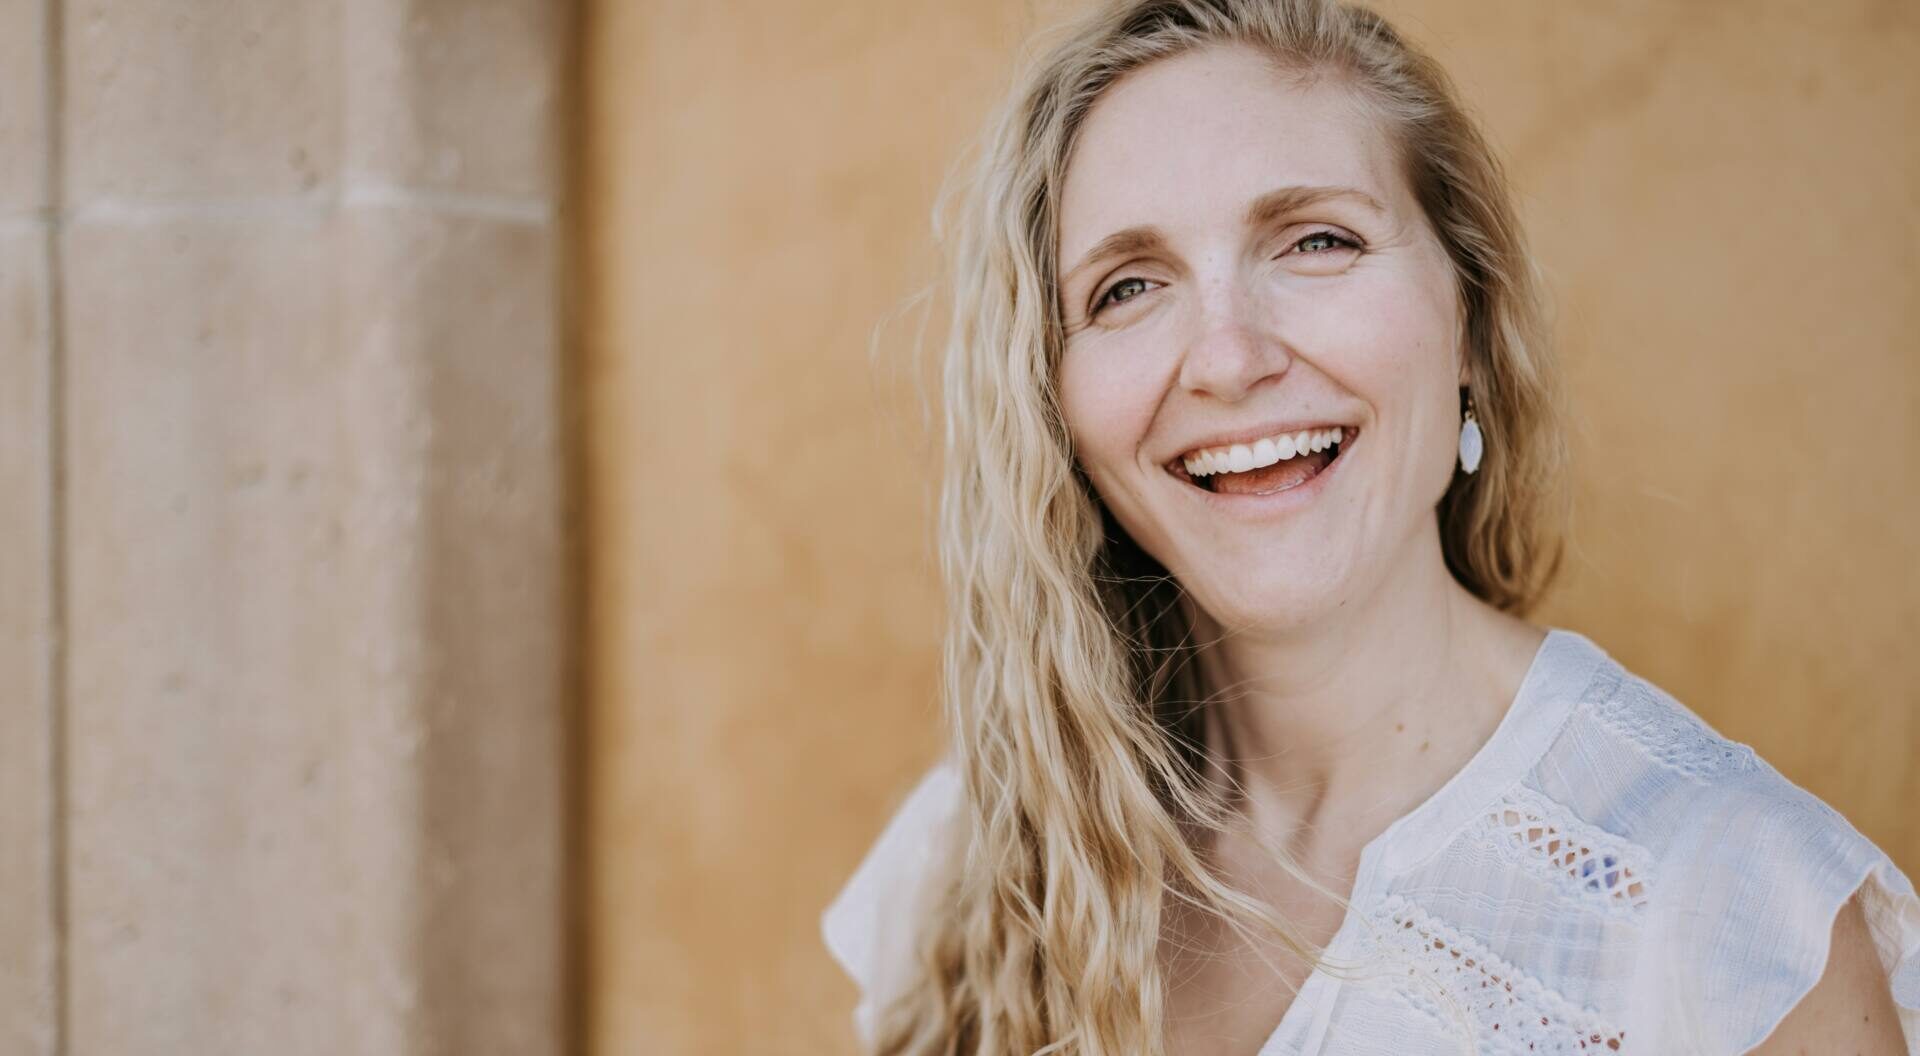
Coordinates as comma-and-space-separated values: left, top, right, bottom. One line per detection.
579, 1, 1919, 1052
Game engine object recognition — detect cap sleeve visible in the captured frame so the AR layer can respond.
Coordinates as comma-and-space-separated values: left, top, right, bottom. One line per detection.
1858, 854, 1920, 1048
820, 759, 963, 1049
1636, 770, 1920, 1053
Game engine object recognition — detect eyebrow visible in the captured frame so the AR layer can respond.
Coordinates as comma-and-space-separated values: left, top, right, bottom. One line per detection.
1060, 184, 1388, 289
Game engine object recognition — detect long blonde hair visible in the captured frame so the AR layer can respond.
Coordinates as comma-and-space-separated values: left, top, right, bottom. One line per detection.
874, 1, 1567, 1052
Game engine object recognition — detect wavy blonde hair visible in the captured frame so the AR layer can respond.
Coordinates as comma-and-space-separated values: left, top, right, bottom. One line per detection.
872, 1, 1567, 1052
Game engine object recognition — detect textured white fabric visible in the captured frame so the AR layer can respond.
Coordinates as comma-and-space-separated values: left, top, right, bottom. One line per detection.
821, 628, 1920, 1053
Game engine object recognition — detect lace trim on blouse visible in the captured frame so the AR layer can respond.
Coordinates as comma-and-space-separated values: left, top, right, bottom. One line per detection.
1368, 894, 1630, 1054
1473, 784, 1652, 915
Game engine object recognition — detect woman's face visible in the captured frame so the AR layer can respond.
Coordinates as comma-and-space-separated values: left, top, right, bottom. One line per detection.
1055, 44, 1466, 634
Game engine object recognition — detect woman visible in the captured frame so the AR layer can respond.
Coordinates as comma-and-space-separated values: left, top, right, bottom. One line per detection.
822, 1, 1920, 1052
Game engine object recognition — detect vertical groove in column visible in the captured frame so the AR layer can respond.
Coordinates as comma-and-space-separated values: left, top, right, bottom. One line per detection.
40, 0, 67, 1053
557, 2, 587, 1050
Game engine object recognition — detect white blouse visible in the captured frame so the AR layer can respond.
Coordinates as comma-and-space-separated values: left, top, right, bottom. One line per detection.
822, 628, 1920, 1054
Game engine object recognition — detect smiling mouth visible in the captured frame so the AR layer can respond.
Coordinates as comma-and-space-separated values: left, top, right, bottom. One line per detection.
1169, 427, 1353, 496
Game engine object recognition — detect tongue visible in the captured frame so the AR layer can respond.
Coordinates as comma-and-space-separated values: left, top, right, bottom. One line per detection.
1212, 451, 1331, 495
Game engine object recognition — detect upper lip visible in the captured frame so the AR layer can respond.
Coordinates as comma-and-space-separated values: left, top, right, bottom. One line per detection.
1164, 420, 1357, 466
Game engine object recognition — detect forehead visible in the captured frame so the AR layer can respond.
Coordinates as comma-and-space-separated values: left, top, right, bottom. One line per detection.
1057, 43, 1406, 265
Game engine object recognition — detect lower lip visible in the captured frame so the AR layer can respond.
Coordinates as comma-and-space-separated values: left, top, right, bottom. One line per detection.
1177, 433, 1356, 515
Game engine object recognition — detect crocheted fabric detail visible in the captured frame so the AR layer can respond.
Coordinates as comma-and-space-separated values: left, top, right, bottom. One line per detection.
1366, 896, 1628, 1054
1587, 677, 1758, 782
1476, 785, 1651, 914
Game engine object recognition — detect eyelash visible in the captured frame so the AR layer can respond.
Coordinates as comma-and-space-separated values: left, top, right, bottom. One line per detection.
1089, 228, 1362, 316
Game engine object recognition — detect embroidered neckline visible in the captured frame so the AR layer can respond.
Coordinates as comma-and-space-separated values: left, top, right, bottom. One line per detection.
1365, 629, 1616, 881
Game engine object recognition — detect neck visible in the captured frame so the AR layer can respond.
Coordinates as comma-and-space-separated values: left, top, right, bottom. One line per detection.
1187, 523, 1544, 863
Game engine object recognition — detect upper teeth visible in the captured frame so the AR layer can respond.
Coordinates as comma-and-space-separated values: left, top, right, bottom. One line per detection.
1182, 428, 1346, 478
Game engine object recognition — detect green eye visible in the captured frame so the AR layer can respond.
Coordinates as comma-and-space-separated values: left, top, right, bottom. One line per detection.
1095, 277, 1152, 314
1297, 231, 1350, 253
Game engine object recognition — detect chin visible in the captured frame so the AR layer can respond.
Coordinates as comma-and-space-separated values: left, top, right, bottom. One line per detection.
1181, 563, 1351, 637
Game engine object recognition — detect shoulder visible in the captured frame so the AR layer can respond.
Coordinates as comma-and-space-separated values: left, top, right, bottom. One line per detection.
1539, 646, 1920, 1052
820, 757, 964, 1047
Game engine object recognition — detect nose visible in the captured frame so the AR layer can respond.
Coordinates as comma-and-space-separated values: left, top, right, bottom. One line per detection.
1175, 282, 1292, 402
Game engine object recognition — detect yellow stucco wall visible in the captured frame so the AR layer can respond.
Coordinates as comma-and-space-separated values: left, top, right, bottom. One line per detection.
580, 2, 1919, 1051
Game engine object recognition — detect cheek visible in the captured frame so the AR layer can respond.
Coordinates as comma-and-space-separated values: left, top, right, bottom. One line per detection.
1056, 341, 1165, 473
1056, 341, 1181, 558
1279, 259, 1461, 499
1376, 268, 1466, 442
1288, 266, 1455, 386
1373, 287, 1467, 502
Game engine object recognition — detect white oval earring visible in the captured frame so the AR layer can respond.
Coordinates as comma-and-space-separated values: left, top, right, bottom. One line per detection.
1458, 391, 1483, 475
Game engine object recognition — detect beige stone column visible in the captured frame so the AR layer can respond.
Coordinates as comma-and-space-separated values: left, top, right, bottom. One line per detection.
1, 0, 59, 1051
3, 2, 572, 1053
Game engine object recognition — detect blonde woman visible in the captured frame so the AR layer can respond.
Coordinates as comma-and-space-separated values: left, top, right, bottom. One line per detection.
822, 1, 1920, 1053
